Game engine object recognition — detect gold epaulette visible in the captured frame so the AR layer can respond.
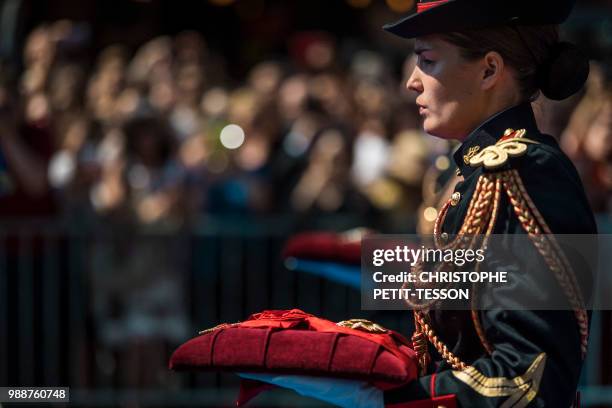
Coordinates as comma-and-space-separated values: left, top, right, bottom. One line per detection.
468, 128, 539, 170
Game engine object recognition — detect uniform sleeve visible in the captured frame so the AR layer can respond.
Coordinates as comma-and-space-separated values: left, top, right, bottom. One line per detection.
385, 306, 583, 407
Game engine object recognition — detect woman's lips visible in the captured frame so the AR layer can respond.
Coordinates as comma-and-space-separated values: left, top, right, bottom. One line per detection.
418, 106, 427, 115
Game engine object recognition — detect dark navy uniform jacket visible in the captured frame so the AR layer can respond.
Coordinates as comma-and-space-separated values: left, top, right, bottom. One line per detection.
385, 103, 597, 407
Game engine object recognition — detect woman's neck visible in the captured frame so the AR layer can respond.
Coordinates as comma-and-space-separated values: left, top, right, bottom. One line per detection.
461, 93, 524, 141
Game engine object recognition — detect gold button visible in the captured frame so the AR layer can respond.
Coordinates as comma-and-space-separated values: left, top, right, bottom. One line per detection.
450, 192, 461, 206
440, 232, 449, 241
504, 128, 515, 136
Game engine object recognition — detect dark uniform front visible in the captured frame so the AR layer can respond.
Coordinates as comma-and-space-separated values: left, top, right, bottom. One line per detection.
384, 103, 596, 407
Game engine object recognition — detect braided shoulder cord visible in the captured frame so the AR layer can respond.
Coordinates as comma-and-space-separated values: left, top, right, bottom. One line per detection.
414, 310, 467, 370
412, 169, 589, 374
470, 174, 503, 356
413, 173, 499, 370
502, 170, 589, 357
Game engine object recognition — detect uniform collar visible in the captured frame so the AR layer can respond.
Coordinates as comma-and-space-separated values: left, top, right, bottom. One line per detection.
452, 103, 540, 177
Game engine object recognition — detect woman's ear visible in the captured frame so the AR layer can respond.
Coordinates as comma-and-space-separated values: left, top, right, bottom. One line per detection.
481, 51, 504, 90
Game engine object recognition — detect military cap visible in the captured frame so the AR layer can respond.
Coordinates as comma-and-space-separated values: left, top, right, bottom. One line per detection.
384, 0, 577, 39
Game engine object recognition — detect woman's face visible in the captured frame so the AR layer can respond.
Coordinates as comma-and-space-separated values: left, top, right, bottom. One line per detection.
407, 35, 488, 140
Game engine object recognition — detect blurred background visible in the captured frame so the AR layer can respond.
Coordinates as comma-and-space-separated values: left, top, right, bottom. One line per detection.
0, 0, 610, 406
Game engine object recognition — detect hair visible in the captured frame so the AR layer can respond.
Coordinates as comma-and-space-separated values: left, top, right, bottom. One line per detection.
440, 25, 589, 101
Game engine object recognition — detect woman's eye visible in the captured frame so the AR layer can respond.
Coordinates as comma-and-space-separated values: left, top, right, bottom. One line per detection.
419, 57, 434, 67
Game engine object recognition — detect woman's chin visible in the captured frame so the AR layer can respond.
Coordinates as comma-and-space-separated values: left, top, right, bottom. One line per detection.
423, 120, 461, 140
422, 120, 443, 137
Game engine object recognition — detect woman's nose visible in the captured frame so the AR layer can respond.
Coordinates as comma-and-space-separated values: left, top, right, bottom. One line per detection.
406, 68, 423, 94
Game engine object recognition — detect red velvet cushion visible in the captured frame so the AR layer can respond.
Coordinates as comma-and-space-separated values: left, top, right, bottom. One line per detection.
283, 232, 362, 265
169, 310, 418, 389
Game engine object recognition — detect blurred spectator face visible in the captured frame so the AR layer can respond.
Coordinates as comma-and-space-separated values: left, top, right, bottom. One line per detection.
282, 113, 319, 157
354, 80, 387, 116
86, 49, 129, 122
584, 97, 612, 162
179, 132, 209, 169
49, 65, 85, 111
278, 74, 308, 122
201, 87, 229, 117
174, 31, 207, 64
21, 65, 48, 96
99, 61, 126, 96
306, 41, 334, 70
228, 87, 258, 125
115, 88, 142, 120
149, 79, 176, 114
25, 93, 51, 124
24, 26, 55, 68
96, 46, 128, 93
235, 130, 270, 171
61, 117, 88, 152
309, 73, 349, 119
405, 36, 493, 139
291, 128, 348, 212
176, 63, 204, 105
128, 36, 173, 86
387, 129, 429, 186
249, 61, 282, 96
289, 32, 335, 71
351, 50, 386, 82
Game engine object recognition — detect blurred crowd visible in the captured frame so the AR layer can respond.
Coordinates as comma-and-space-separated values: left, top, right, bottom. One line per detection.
0, 21, 452, 231
1, 20, 611, 227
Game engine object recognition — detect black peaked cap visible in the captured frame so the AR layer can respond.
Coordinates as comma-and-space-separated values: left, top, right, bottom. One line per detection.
383, 0, 576, 39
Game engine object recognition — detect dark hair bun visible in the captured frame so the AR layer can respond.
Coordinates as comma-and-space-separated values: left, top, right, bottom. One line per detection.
537, 41, 589, 100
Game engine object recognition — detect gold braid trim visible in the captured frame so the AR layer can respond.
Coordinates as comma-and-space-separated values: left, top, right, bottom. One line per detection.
452, 352, 547, 408
414, 310, 467, 370
412, 167, 588, 374
502, 170, 589, 357
412, 314, 430, 375
471, 175, 503, 356
413, 173, 500, 371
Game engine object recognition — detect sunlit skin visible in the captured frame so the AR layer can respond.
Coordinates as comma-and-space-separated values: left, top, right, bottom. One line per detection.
406, 35, 523, 141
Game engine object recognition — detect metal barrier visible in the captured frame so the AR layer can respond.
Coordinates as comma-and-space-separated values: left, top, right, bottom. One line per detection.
0, 216, 609, 407
0, 216, 404, 407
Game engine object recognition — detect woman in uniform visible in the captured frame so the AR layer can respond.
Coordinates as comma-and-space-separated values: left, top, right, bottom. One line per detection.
382, 0, 596, 406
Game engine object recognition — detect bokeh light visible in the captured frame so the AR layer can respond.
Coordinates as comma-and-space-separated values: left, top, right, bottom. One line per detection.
435, 155, 450, 171
220, 124, 245, 149
386, 0, 415, 13
423, 206, 438, 222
